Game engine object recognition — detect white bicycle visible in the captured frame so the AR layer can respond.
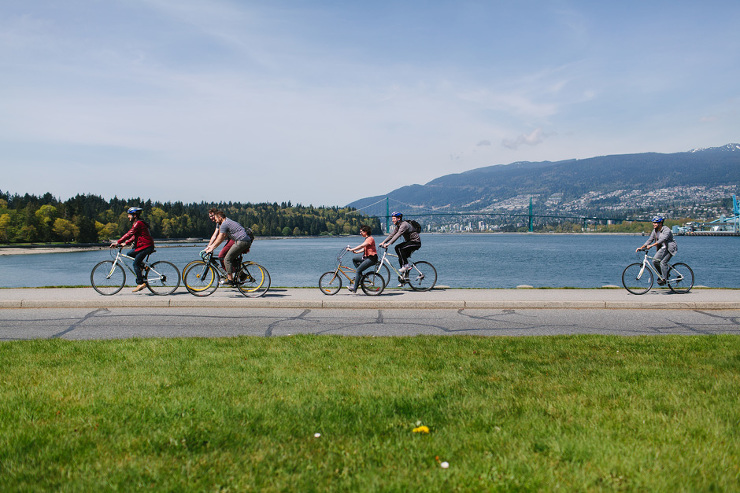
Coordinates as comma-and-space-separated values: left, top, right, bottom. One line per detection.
90, 246, 181, 296
373, 247, 437, 293
621, 250, 694, 295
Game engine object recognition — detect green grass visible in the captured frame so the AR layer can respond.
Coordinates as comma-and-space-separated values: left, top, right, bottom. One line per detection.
1, 335, 738, 492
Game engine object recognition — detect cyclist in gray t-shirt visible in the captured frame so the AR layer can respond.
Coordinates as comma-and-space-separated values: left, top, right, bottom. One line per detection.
205, 211, 253, 285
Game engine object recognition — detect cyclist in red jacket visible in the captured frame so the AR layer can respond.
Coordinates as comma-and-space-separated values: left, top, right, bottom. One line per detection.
112, 207, 155, 292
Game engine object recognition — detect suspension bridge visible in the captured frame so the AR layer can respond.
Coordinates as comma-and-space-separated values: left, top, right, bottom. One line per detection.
353, 195, 740, 235
352, 197, 640, 234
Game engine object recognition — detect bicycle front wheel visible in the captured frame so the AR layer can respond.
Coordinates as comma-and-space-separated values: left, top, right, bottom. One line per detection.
667, 262, 694, 294
237, 261, 271, 298
407, 261, 437, 291
91, 260, 126, 295
146, 261, 181, 295
319, 271, 342, 295
359, 272, 385, 296
622, 262, 653, 295
183, 261, 219, 297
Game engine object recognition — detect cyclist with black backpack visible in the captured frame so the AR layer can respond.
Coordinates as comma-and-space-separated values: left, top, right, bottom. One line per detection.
379, 211, 421, 276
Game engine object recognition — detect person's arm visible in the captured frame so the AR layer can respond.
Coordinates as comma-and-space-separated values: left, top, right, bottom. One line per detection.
380, 224, 406, 247
113, 225, 135, 247
637, 231, 657, 251
348, 237, 371, 253
206, 226, 219, 248
205, 232, 227, 253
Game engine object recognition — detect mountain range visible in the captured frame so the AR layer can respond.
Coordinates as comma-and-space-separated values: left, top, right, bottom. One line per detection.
348, 144, 740, 217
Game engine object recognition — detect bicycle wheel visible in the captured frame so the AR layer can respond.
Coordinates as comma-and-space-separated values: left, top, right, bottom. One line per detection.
91, 260, 126, 295
146, 261, 181, 295
375, 263, 391, 286
407, 261, 437, 291
183, 261, 219, 297
319, 271, 342, 295
359, 272, 385, 296
621, 262, 653, 295
667, 262, 694, 294
237, 261, 271, 298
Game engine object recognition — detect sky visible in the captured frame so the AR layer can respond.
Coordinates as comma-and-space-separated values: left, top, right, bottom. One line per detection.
1, 0, 738, 207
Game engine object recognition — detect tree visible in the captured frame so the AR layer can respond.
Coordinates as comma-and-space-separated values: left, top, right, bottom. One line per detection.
53, 218, 79, 242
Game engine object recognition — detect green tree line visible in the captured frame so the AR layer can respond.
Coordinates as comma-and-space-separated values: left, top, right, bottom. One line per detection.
0, 191, 381, 244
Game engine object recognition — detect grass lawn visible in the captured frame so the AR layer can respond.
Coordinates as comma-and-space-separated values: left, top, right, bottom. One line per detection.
1, 335, 738, 492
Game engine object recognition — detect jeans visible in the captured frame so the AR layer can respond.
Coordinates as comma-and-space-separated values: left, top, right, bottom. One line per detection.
224, 239, 252, 275
218, 240, 235, 269
127, 246, 154, 285
653, 247, 673, 281
395, 241, 420, 268
352, 255, 378, 288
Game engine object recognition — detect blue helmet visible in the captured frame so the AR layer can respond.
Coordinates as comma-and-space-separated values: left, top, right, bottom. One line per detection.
391, 211, 403, 218
651, 216, 664, 223
127, 207, 143, 215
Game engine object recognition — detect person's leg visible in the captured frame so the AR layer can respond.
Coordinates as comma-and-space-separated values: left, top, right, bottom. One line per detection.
132, 246, 154, 289
395, 242, 408, 267
653, 248, 670, 282
218, 240, 235, 269
398, 243, 420, 271
659, 251, 673, 282
224, 240, 250, 281
351, 257, 375, 292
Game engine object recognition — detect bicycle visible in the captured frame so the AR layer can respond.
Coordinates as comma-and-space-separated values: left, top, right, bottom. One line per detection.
182, 250, 270, 297
621, 249, 694, 295
318, 246, 385, 296
90, 246, 181, 296
373, 247, 437, 293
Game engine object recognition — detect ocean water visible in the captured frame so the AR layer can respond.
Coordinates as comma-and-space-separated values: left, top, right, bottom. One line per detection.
0, 234, 737, 289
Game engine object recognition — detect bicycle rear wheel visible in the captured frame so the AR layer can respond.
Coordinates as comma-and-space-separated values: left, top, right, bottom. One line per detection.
667, 262, 694, 294
375, 263, 391, 286
91, 260, 126, 295
146, 261, 181, 295
407, 261, 437, 291
237, 261, 271, 298
622, 262, 653, 295
319, 271, 342, 295
359, 272, 385, 296
183, 261, 219, 297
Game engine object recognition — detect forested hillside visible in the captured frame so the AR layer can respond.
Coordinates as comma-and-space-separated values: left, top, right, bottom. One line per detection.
0, 192, 380, 244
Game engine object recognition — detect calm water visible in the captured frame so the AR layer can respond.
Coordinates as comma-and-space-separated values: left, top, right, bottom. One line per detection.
0, 234, 737, 289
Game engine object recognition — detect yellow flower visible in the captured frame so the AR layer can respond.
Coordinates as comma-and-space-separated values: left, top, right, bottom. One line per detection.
412, 425, 430, 434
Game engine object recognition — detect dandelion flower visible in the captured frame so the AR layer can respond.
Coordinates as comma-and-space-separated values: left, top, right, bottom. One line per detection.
412, 425, 430, 434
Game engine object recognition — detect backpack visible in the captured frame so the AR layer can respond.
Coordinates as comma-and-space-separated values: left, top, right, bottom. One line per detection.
408, 220, 422, 233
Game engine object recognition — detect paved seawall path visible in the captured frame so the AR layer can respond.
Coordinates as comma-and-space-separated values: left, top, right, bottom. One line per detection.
0, 287, 738, 310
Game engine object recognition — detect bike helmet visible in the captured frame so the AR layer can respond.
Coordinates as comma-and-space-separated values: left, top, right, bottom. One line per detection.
127, 207, 143, 215
391, 211, 403, 218
651, 216, 664, 223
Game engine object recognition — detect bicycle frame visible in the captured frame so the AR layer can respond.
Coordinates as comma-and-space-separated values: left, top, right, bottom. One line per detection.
327, 247, 357, 283
636, 251, 678, 282
107, 247, 153, 280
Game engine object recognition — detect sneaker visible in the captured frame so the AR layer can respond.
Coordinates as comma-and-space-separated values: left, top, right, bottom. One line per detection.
657, 278, 666, 286
399, 264, 411, 273
220, 279, 235, 287
132, 283, 147, 293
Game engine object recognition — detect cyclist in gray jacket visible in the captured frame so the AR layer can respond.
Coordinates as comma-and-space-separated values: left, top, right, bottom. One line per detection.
636, 216, 677, 285
379, 211, 421, 274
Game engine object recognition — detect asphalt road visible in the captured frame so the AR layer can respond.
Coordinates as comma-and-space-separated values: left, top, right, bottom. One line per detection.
2, 306, 739, 340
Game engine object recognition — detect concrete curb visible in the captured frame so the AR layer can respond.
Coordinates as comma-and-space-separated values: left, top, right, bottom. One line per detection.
0, 288, 737, 310
2, 299, 739, 310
